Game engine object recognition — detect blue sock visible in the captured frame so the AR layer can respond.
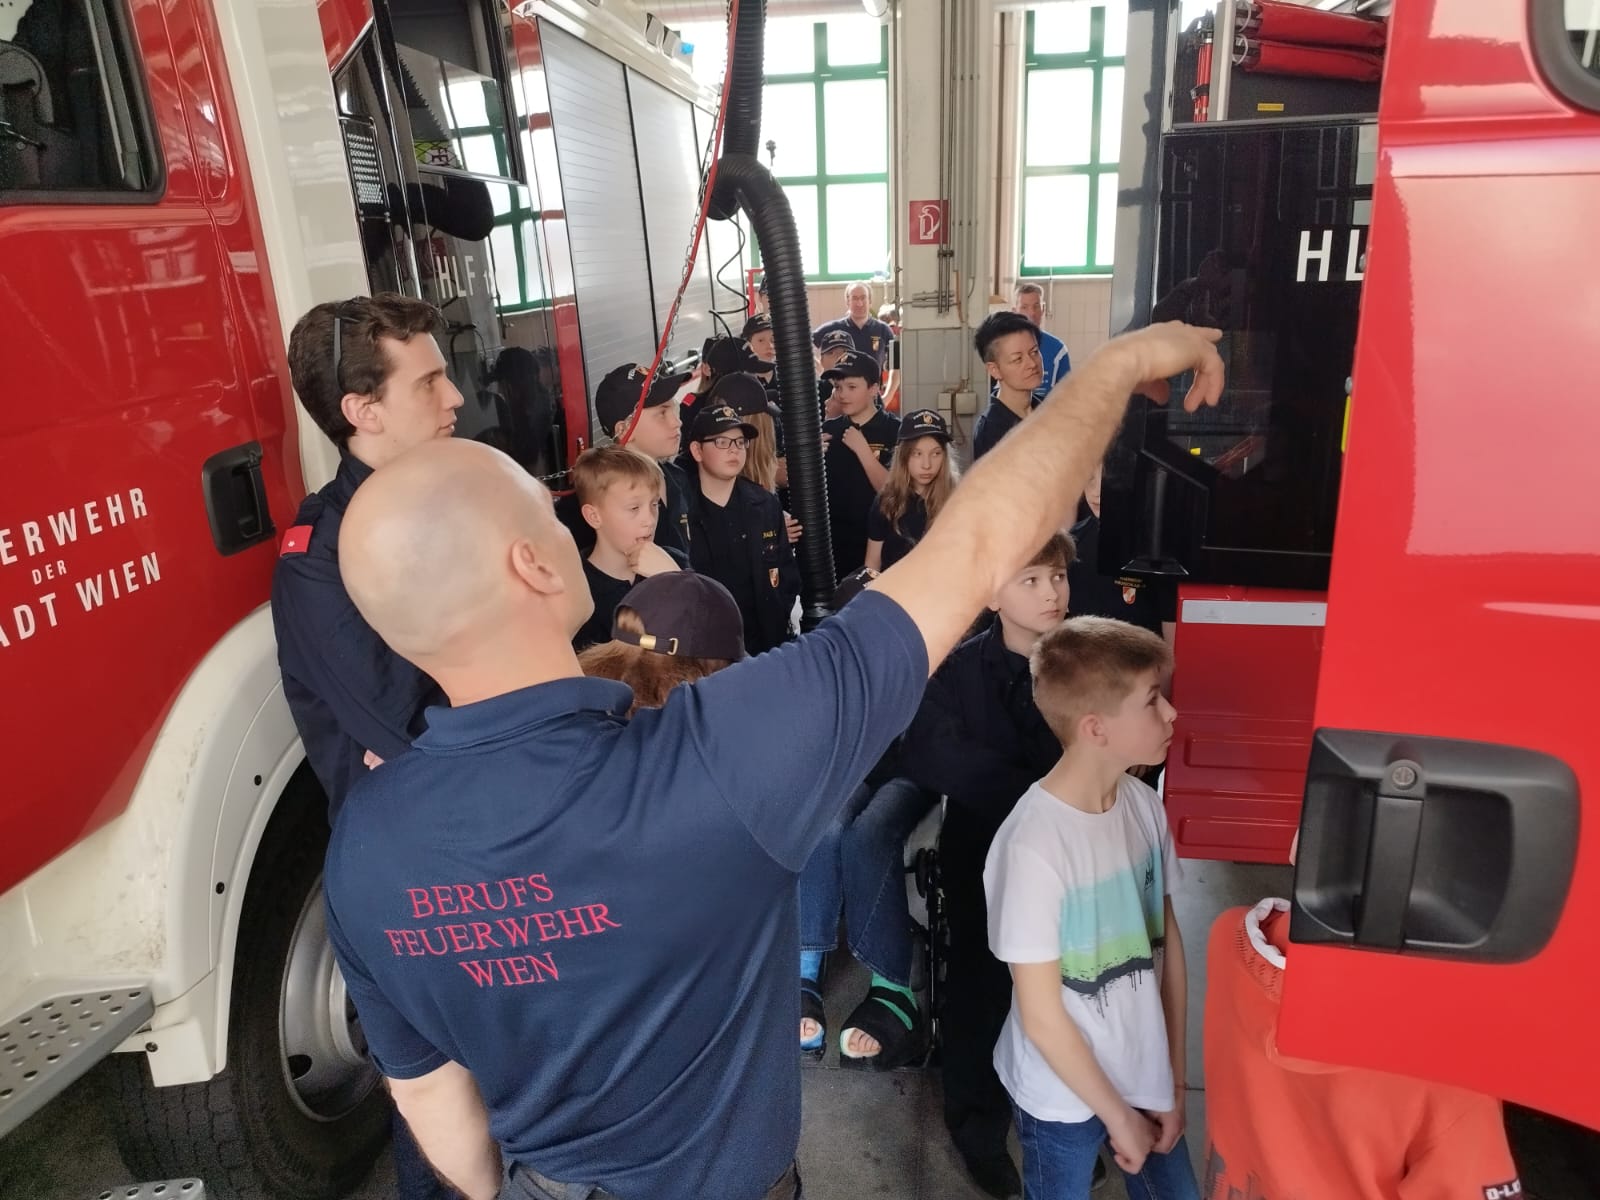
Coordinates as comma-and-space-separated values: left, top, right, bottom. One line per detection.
800, 950, 824, 983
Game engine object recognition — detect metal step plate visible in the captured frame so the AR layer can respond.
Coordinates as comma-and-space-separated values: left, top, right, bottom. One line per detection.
92, 1184, 206, 1200
0, 987, 154, 1138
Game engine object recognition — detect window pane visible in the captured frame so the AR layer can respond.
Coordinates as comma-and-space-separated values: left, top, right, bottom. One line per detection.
1023, 175, 1090, 270
762, 83, 818, 177
491, 224, 521, 304
780, 183, 821, 276
826, 15, 883, 66
445, 79, 490, 129
460, 134, 503, 177
1033, 5, 1091, 54
1095, 172, 1118, 268
826, 182, 888, 277
824, 80, 887, 174
1104, 2, 1129, 58
1099, 67, 1124, 164
765, 16, 815, 74
520, 219, 550, 302
1026, 70, 1094, 166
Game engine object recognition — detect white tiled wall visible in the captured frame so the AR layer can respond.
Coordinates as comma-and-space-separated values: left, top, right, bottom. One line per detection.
1032, 276, 1115, 361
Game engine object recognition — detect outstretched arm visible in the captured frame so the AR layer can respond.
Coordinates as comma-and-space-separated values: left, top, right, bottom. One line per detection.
871, 323, 1223, 674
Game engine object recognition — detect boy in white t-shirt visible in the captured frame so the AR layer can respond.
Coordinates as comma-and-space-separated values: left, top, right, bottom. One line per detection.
984, 616, 1198, 1200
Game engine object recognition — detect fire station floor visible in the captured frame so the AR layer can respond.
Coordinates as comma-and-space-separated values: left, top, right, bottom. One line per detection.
0, 861, 1594, 1200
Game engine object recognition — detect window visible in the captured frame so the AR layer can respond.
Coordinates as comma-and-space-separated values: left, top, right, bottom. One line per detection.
0, 0, 157, 196
759, 15, 890, 280
1019, 3, 1126, 275
1532, 1, 1600, 111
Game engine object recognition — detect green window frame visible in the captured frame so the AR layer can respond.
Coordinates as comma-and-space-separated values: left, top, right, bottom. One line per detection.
1019, 3, 1126, 276
756, 20, 890, 283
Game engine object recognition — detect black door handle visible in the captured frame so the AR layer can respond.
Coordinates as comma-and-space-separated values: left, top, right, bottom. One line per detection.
1292, 730, 1578, 963
200, 441, 276, 557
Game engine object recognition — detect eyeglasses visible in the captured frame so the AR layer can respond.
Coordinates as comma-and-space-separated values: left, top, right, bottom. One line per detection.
706, 435, 749, 451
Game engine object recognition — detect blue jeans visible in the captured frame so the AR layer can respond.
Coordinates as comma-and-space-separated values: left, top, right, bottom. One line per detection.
797, 777, 935, 985
1013, 1107, 1200, 1200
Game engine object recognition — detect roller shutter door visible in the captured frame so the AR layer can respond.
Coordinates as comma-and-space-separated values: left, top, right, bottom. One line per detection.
628, 69, 716, 357
540, 21, 656, 419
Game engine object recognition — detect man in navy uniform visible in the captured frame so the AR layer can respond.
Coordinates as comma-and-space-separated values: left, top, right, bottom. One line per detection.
813, 281, 895, 368
270, 293, 463, 1200
319, 323, 1225, 1200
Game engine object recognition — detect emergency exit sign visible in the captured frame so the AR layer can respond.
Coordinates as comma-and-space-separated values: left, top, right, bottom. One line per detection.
910, 200, 947, 245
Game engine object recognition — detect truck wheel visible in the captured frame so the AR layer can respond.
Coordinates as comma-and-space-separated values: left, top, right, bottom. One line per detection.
109, 773, 389, 1198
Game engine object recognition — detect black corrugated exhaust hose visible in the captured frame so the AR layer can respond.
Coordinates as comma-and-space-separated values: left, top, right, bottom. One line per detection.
712, 156, 835, 627
722, 0, 767, 160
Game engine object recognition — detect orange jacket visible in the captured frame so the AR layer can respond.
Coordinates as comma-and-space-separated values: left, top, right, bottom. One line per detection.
1202, 900, 1522, 1200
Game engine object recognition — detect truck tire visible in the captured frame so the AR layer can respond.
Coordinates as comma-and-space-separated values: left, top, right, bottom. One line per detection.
109, 772, 389, 1198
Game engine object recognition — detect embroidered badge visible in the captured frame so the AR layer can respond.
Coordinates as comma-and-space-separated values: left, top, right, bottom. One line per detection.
280, 525, 313, 556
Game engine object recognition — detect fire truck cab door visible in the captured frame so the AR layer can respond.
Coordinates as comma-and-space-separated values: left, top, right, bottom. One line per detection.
1277, 1, 1600, 1131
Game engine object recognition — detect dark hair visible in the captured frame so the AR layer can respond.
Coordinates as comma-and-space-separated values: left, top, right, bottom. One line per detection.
287, 294, 442, 447
974, 311, 1041, 364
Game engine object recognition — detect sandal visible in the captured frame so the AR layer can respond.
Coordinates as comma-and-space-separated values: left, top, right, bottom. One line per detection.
838, 985, 928, 1070
800, 980, 826, 1062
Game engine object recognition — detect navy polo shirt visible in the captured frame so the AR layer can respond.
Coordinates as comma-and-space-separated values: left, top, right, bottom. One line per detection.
812, 316, 895, 366
866, 492, 927, 570
324, 593, 928, 1200
971, 397, 1028, 461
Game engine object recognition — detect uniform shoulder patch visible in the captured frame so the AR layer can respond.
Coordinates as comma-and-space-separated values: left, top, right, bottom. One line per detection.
279, 524, 314, 556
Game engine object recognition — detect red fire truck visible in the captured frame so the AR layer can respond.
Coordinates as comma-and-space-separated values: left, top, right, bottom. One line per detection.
0, 0, 748, 1192
1102, 0, 1600, 1139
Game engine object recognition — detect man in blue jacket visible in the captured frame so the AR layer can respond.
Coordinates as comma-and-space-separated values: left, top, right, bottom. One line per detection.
270, 293, 464, 1200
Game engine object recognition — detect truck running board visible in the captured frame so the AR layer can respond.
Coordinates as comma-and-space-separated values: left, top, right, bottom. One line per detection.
0, 986, 154, 1138
92, 1184, 206, 1199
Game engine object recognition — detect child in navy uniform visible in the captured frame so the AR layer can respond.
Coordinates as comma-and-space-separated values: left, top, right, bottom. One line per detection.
986, 616, 1194, 1200
684, 404, 800, 656
821, 351, 898, 575
902, 532, 1076, 1199
569, 447, 679, 650
866, 409, 961, 571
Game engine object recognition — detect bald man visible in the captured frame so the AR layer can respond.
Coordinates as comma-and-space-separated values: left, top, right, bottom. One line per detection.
324, 323, 1226, 1200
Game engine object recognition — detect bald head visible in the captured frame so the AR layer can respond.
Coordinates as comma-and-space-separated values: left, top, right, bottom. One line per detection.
339, 440, 590, 669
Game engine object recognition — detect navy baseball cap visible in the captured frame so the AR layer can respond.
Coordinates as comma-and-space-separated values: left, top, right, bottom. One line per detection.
615, 572, 746, 661
817, 329, 854, 354
704, 336, 767, 378
820, 350, 882, 387
690, 403, 759, 444
707, 373, 770, 418
741, 313, 773, 341
594, 364, 690, 432
898, 408, 951, 444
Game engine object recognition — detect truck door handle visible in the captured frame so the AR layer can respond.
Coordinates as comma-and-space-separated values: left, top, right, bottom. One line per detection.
200, 441, 276, 556
1291, 729, 1578, 963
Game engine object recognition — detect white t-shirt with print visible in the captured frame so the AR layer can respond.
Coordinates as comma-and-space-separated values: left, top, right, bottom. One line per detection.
984, 774, 1183, 1123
